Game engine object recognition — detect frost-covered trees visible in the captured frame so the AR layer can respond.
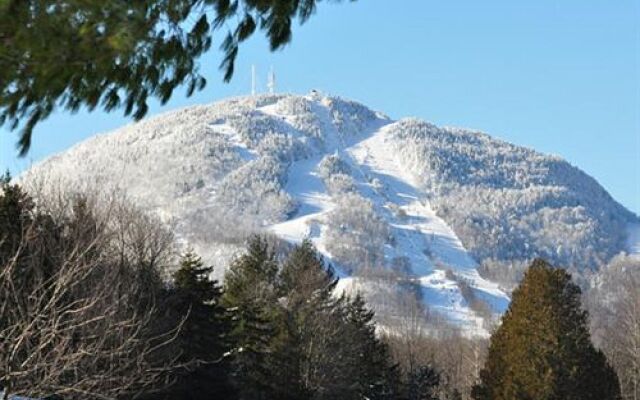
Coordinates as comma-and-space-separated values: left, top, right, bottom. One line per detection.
386, 118, 636, 274
215, 156, 295, 223
325, 193, 391, 273
17, 93, 637, 337
317, 153, 352, 178
317, 154, 357, 194
326, 96, 383, 137
589, 254, 640, 400
276, 96, 325, 145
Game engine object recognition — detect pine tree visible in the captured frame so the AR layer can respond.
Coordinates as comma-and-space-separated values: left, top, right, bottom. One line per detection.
472, 258, 621, 400
344, 294, 402, 400
160, 251, 235, 400
274, 240, 343, 399
222, 236, 280, 400
278, 239, 338, 309
274, 241, 401, 400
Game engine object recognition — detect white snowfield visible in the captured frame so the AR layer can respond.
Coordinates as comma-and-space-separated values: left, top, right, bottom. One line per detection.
268, 107, 509, 335
19, 92, 637, 336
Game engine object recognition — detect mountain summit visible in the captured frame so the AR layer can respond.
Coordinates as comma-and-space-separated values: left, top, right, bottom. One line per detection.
20, 92, 639, 334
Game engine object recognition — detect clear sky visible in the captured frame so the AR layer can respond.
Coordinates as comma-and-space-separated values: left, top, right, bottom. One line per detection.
1, 0, 638, 214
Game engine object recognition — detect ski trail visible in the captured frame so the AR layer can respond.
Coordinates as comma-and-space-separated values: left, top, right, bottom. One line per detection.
348, 124, 477, 273
268, 96, 509, 333
269, 157, 331, 247
347, 124, 509, 315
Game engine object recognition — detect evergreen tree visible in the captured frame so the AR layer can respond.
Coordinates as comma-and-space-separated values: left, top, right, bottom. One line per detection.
222, 236, 280, 400
278, 239, 338, 308
274, 241, 401, 400
344, 294, 402, 400
472, 258, 621, 400
0, 172, 34, 260
160, 251, 235, 399
274, 240, 343, 399
405, 365, 440, 400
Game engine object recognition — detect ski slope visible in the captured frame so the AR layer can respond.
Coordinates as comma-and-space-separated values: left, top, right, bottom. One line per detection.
19, 91, 637, 336
268, 99, 509, 334
347, 124, 509, 317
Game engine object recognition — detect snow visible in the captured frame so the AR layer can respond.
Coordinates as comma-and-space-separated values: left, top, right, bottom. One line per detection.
270, 157, 333, 248
346, 122, 509, 327
268, 99, 509, 333
18, 91, 635, 337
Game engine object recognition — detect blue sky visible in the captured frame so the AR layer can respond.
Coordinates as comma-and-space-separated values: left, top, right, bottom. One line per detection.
1, 0, 638, 213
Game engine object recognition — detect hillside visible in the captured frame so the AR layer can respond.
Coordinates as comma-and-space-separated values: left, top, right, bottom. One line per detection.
19, 92, 639, 335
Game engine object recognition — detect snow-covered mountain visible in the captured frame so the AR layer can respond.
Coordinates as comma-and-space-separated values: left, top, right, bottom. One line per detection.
19, 92, 639, 335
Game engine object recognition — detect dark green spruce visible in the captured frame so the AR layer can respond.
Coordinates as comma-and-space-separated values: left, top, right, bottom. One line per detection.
158, 251, 235, 399
222, 236, 281, 400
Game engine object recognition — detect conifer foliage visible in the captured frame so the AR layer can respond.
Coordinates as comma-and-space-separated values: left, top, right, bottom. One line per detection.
222, 236, 401, 400
472, 258, 621, 400
222, 236, 281, 399
160, 251, 235, 399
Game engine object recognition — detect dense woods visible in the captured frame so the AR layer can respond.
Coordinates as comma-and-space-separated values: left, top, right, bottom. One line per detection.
1, 0, 635, 398
0, 179, 636, 399
0, 177, 180, 399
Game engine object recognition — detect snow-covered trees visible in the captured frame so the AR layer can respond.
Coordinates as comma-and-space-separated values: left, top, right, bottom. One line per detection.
17, 93, 638, 337
386, 118, 636, 274
215, 156, 295, 223
325, 193, 391, 273
326, 96, 382, 138
589, 254, 640, 400
317, 154, 357, 194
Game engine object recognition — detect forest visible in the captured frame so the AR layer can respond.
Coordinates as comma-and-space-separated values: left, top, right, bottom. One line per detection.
1, 177, 638, 400
2, 1, 636, 399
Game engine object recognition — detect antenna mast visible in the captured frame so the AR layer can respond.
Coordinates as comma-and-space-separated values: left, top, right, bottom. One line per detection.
267, 66, 276, 94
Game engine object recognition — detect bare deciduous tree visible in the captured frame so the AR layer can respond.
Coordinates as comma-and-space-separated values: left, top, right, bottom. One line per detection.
383, 290, 488, 400
0, 187, 184, 400
590, 255, 640, 400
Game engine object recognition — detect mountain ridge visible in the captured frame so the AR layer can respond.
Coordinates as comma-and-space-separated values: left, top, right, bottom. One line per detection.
18, 92, 639, 334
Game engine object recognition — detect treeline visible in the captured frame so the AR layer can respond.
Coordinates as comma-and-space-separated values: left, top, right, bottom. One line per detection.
0, 179, 436, 400
0, 178, 635, 400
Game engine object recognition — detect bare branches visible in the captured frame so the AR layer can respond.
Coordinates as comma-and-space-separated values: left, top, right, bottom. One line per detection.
590, 255, 640, 400
0, 187, 181, 400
